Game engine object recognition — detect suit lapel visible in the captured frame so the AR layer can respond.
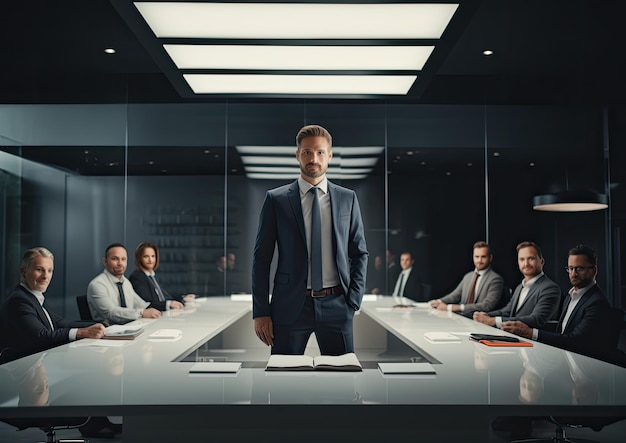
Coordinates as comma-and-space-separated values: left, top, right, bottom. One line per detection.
287, 180, 307, 247
19, 285, 53, 331
475, 269, 491, 300
557, 295, 571, 331
510, 284, 523, 315
561, 285, 598, 333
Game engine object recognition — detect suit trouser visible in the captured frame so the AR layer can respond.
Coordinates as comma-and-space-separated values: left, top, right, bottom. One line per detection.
271, 293, 355, 355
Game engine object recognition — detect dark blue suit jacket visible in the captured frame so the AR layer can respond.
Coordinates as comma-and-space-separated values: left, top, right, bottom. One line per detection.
129, 269, 183, 311
0, 285, 94, 360
252, 180, 368, 325
537, 284, 612, 361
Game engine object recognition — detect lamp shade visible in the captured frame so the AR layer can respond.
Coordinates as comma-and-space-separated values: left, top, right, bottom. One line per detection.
532, 191, 608, 212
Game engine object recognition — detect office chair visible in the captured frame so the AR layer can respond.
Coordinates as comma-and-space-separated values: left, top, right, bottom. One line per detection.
511, 416, 626, 443
512, 309, 626, 442
75, 295, 92, 321
2, 417, 90, 443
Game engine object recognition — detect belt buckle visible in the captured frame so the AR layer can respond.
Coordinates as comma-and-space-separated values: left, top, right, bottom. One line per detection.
310, 289, 325, 298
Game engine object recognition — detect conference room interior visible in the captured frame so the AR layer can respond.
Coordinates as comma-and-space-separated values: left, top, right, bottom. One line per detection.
1, 1, 626, 442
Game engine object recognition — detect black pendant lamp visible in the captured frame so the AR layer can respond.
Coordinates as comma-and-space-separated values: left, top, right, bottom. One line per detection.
533, 190, 608, 212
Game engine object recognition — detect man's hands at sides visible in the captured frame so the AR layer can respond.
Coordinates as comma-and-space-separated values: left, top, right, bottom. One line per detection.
254, 316, 274, 347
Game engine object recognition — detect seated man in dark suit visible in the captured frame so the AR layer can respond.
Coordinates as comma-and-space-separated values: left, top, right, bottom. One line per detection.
474, 241, 561, 329
0, 247, 105, 362
0, 247, 120, 439
129, 241, 193, 310
502, 244, 615, 363
391, 251, 424, 302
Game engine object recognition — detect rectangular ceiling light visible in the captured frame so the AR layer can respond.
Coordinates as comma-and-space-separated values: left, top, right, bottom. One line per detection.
183, 74, 417, 95
135, 2, 459, 39
164, 45, 435, 71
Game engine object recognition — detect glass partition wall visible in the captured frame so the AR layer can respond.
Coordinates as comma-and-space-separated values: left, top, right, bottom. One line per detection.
0, 102, 620, 318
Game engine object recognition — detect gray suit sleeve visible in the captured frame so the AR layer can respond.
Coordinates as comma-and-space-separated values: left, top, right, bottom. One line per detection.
439, 276, 465, 304
501, 280, 561, 328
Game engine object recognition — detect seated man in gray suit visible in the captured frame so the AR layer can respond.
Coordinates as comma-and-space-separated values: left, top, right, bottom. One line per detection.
429, 241, 504, 317
473, 241, 561, 329
502, 244, 618, 364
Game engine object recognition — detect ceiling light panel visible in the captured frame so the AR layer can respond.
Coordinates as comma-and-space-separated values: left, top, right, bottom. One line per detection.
164, 45, 434, 71
184, 74, 417, 95
134, 2, 458, 39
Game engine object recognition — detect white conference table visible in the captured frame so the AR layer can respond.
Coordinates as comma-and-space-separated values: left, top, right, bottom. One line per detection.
1, 295, 625, 442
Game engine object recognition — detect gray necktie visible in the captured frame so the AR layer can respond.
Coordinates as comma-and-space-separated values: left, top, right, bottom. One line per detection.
309, 187, 323, 291
149, 275, 165, 301
116, 282, 127, 307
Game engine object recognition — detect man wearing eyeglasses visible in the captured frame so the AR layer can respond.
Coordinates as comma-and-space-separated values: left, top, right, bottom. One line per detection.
502, 244, 614, 362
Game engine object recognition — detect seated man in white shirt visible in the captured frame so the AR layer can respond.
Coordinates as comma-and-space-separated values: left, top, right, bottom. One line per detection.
391, 251, 424, 302
87, 243, 161, 325
473, 241, 561, 329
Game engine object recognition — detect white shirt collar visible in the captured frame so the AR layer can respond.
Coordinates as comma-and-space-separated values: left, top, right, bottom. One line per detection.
104, 268, 125, 283
522, 271, 544, 288
298, 176, 328, 195
20, 282, 45, 306
568, 280, 596, 299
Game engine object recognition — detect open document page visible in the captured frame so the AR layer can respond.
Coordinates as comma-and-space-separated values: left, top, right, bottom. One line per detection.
265, 353, 362, 371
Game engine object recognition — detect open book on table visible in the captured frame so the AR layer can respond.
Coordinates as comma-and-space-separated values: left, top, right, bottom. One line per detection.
265, 352, 362, 372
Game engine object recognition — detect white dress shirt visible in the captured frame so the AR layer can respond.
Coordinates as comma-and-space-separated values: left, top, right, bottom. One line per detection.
298, 176, 340, 289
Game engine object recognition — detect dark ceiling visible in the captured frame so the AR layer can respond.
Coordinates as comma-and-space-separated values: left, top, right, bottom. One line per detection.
1, 0, 624, 105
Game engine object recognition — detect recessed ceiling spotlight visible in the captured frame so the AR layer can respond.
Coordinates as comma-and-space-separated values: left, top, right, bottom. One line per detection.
529, 162, 535, 167
407, 151, 414, 156
467, 162, 473, 167
493, 152, 500, 157
147, 160, 155, 165
482, 49, 494, 56
421, 161, 426, 166
446, 171, 452, 176
204, 149, 210, 154
104, 48, 116, 54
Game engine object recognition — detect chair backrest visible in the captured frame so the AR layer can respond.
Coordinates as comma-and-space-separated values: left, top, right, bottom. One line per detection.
495, 286, 512, 310
76, 295, 92, 321
609, 307, 626, 350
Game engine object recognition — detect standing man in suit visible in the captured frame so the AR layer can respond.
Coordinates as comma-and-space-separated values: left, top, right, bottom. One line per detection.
129, 241, 191, 311
502, 244, 615, 362
0, 247, 105, 362
430, 241, 504, 316
252, 124, 368, 355
391, 251, 424, 302
87, 243, 162, 324
473, 241, 561, 329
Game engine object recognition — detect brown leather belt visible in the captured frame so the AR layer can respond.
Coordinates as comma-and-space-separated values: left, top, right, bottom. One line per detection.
306, 285, 344, 298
